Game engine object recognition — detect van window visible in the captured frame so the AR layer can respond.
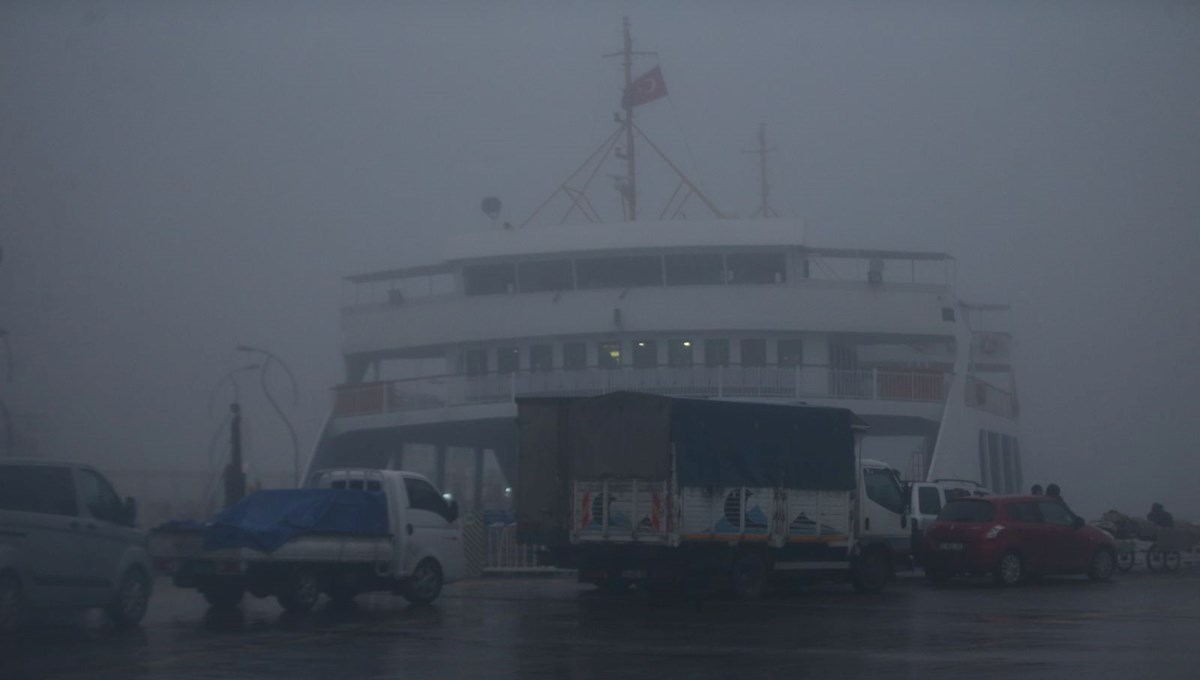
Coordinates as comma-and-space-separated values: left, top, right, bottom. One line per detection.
404, 477, 454, 522
1038, 501, 1075, 526
917, 486, 942, 515
79, 468, 125, 524
937, 500, 996, 523
0, 465, 78, 517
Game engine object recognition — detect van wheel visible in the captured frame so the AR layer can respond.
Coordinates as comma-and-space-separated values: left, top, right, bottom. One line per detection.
1088, 548, 1116, 582
404, 559, 443, 605
731, 554, 767, 600
993, 551, 1024, 586
202, 582, 245, 609
105, 567, 150, 628
0, 572, 23, 633
278, 568, 321, 613
852, 549, 890, 593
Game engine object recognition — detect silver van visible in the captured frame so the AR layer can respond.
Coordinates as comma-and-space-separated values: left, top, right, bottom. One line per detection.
0, 460, 152, 630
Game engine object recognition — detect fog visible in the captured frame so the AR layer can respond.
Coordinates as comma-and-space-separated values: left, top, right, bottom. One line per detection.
1, 1, 1197, 521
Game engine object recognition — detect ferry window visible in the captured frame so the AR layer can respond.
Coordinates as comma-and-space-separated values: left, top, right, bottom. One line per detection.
978, 430, 989, 490
1012, 439, 1023, 492
667, 339, 694, 367
464, 349, 488, 376
664, 253, 723, 286
740, 338, 767, 367
576, 256, 662, 289
497, 347, 519, 374
464, 263, 516, 295
988, 432, 1003, 493
777, 339, 804, 367
530, 345, 553, 372
727, 252, 786, 284
517, 260, 573, 293
563, 342, 587, 370
1001, 436, 1015, 496
705, 339, 730, 367
632, 340, 657, 368
598, 341, 622, 369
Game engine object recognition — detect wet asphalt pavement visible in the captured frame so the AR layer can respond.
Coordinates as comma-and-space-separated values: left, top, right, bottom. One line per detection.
4, 569, 1200, 680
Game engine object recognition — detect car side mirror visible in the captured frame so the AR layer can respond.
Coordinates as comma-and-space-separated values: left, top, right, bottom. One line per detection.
1072, 516, 1084, 529
123, 497, 138, 527
448, 499, 460, 523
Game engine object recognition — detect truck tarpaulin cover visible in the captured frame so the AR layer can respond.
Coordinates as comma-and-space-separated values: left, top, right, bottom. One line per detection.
551, 392, 857, 489
204, 489, 389, 553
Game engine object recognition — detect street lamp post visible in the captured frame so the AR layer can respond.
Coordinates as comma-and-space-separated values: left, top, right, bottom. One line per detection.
236, 345, 301, 487
0, 329, 12, 456
209, 363, 259, 508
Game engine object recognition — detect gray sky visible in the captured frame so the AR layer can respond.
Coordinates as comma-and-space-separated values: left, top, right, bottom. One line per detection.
1, 1, 1198, 518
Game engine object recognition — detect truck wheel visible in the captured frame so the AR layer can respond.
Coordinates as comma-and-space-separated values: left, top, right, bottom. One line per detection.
1164, 551, 1182, 573
1087, 548, 1116, 582
731, 554, 767, 600
278, 568, 321, 613
0, 572, 23, 633
1146, 551, 1164, 572
993, 551, 1024, 587
404, 559, 443, 605
202, 582, 245, 609
852, 549, 890, 594
105, 567, 150, 628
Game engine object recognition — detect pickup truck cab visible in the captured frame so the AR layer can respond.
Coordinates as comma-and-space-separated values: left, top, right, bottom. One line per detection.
0, 459, 150, 631
152, 468, 465, 611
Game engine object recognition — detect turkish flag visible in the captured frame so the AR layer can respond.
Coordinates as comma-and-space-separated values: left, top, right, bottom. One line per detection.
623, 65, 668, 108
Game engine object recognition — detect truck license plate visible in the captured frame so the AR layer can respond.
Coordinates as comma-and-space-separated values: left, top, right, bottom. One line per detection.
939, 543, 964, 551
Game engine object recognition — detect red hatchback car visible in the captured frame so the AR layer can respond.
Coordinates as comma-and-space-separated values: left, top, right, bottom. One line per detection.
923, 496, 1117, 585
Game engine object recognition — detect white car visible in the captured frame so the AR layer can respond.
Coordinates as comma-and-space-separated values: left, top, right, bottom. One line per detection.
0, 459, 152, 631
908, 479, 991, 563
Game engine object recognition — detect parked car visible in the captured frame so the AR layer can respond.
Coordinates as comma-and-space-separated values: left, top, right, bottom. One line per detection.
923, 495, 1117, 586
0, 459, 151, 631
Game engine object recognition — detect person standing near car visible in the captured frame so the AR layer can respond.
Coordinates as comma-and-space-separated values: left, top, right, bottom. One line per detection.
1045, 483, 1061, 499
1148, 503, 1174, 528
1030, 484, 1044, 495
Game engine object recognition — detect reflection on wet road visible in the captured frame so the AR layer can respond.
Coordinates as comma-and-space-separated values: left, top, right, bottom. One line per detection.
5, 571, 1200, 679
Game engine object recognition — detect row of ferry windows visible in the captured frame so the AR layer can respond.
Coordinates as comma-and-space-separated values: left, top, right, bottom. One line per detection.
462, 338, 805, 375
979, 430, 1022, 495
463, 252, 788, 296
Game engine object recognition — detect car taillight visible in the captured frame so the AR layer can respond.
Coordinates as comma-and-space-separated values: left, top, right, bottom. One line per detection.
985, 524, 1006, 539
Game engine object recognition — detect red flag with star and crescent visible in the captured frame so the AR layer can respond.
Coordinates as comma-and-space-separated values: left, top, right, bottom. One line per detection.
623, 65, 668, 108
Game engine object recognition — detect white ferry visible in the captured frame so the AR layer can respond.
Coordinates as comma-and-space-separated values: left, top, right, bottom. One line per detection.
307, 20, 1022, 516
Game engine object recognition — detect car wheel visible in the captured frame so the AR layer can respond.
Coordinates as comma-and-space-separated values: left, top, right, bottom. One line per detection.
993, 551, 1023, 587
277, 568, 321, 613
852, 549, 890, 594
1116, 549, 1135, 573
1088, 548, 1116, 582
924, 568, 952, 585
0, 572, 23, 633
731, 553, 767, 600
1146, 551, 1164, 572
105, 567, 150, 628
1163, 551, 1182, 573
202, 582, 245, 609
403, 559, 443, 605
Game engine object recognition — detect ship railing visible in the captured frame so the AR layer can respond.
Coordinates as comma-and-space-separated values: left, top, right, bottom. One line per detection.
332, 365, 953, 417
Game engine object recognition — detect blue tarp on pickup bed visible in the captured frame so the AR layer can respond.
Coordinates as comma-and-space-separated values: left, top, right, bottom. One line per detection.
203, 489, 389, 553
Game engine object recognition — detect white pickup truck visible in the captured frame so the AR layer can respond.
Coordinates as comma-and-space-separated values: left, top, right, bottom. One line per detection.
150, 469, 465, 611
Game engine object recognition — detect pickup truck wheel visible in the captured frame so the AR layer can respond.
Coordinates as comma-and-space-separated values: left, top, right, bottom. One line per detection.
1088, 548, 1116, 582
105, 567, 150, 628
404, 559, 443, 605
278, 568, 321, 613
993, 551, 1024, 587
0, 572, 23, 633
202, 583, 245, 609
732, 554, 767, 600
852, 549, 890, 594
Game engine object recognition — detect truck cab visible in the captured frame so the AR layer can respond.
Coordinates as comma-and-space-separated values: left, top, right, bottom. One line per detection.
857, 459, 913, 570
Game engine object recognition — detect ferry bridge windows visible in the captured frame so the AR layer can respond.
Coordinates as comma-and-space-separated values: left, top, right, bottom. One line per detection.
668, 339, 694, 367
464, 349, 488, 376
978, 429, 1022, 493
740, 338, 767, 367
632, 340, 657, 369
988, 432, 1003, 495
777, 339, 804, 367
530, 345, 553, 372
563, 342, 587, 370
598, 341, 622, 369
705, 339, 730, 367
664, 254, 723, 286
464, 263, 516, 296
726, 253, 786, 284
517, 260, 573, 293
576, 256, 662, 290
497, 347, 520, 374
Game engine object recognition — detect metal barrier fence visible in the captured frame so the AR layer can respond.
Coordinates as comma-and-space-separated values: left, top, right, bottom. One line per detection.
485, 523, 541, 570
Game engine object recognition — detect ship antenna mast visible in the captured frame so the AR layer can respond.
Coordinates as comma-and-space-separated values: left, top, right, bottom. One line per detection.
607, 16, 655, 221
744, 122, 778, 218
